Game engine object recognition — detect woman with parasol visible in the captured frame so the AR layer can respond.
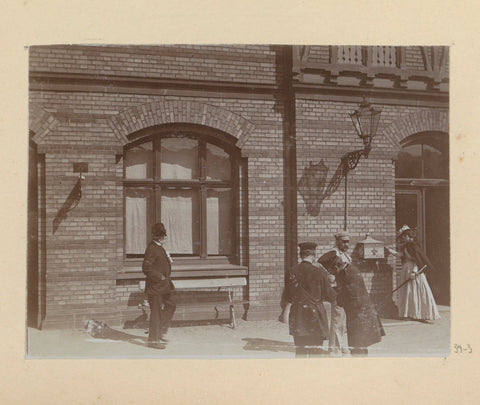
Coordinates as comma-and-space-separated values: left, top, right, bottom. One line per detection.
386, 225, 440, 323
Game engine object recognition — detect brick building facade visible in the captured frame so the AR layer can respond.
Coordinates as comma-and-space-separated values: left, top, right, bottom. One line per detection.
27, 45, 449, 329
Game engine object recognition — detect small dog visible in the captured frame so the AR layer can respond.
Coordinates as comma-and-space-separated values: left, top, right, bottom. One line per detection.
85, 319, 111, 338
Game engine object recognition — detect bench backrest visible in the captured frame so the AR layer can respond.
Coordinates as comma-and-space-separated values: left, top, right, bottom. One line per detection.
139, 277, 247, 291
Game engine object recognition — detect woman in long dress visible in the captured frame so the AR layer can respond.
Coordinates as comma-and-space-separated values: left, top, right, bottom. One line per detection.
387, 225, 440, 322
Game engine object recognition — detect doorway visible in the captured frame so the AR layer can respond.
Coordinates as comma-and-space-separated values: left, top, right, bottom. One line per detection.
395, 132, 450, 305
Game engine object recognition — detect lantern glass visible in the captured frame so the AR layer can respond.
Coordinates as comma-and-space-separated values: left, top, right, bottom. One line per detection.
349, 99, 382, 148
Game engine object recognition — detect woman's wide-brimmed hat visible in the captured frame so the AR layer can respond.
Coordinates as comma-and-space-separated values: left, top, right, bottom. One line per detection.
397, 224, 411, 237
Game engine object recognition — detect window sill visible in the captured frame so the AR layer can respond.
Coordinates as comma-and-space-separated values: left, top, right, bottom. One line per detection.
117, 263, 248, 280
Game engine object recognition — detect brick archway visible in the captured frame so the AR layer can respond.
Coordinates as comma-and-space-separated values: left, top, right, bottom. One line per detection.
383, 110, 449, 154
106, 100, 255, 148
29, 103, 59, 144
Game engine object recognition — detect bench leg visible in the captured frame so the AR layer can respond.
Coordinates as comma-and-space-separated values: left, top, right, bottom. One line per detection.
228, 288, 236, 329
230, 304, 236, 329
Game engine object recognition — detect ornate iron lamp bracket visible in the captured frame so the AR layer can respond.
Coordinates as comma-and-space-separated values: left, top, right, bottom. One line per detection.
342, 146, 371, 173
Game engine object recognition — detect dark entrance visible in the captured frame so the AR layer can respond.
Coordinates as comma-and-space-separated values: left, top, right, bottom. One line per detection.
395, 132, 450, 305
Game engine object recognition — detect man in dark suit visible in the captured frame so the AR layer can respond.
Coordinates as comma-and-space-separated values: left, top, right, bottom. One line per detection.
285, 242, 337, 357
142, 223, 176, 349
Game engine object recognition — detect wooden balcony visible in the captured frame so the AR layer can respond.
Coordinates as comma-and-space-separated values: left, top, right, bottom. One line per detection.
292, 46, 449, 92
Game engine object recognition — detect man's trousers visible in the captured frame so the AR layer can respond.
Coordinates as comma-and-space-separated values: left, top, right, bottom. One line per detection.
147, 292, 176, 343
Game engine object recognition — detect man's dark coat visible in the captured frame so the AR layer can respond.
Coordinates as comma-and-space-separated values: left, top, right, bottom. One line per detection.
285, 261, 337, 340
142, 241, 174, 296
336, 264, 385, 348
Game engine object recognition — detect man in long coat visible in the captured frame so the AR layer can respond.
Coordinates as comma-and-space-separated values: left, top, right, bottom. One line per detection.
142, 222, 176, 349
335, 262, 385, 356
285, 242, 337, 357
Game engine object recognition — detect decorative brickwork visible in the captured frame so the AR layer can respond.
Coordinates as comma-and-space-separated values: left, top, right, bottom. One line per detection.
383, 110, 449, 151
29, 103, 59, 144
106, 99, 255, 148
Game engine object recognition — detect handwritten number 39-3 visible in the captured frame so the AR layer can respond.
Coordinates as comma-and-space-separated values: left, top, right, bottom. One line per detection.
453, 344, 472, 354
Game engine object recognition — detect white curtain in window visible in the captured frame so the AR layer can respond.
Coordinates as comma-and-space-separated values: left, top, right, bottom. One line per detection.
126, 191, 148, 254
160, 138, 198, 179
125, 145, 152, 179
161, 192, 197, 254
207, 196, 219, 254
206, 143, 230, 181
207, 190, 232, 255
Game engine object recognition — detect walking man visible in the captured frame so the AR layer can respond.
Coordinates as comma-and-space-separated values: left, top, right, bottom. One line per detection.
142, 223, 176, 349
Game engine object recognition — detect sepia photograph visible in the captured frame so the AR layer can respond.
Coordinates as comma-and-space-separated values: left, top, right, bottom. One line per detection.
3, 0, 480, 402
26, 44, 450, 359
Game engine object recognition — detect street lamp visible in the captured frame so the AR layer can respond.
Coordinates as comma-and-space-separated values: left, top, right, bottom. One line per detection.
347, 96, 382, 163
342, 97, 382, 229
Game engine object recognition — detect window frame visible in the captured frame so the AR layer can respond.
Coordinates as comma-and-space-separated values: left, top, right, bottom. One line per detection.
123, 125, 240, 264
395, 131, 449, 181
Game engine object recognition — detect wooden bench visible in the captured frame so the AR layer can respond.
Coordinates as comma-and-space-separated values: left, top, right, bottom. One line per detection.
175, 277, 248, 328
124, 265, 248, 329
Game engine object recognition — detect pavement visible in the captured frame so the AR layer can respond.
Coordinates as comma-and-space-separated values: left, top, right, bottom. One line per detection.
26, 305, 450, 359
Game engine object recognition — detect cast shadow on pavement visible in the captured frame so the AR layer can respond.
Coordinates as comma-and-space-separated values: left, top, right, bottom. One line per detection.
87, 328, 148, 347
242, 338, 296, 353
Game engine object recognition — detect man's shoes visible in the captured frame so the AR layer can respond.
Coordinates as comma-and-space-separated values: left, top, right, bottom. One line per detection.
146, 341, 166, 349
159, 335, 169, 343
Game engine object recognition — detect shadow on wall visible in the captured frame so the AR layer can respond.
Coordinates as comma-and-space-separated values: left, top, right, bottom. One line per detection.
53, 177, 82, 233
297, 159, 334, 216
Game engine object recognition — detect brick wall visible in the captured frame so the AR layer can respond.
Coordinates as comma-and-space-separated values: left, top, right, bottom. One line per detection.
30, 45, 279, 84
308, 46, 330, 63
29, 45, 448, 328
404, 46, 426, 70
295, 98, 447, 312
30, 45, 287, 327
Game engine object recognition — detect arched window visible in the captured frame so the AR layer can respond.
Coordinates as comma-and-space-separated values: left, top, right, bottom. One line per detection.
395, 131, 448, 180
123, 127, 239, 260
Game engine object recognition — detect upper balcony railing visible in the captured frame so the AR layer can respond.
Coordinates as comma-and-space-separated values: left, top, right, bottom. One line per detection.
336, 46, 365, 65
335, 46, 399, 67
293, 45, 448, 91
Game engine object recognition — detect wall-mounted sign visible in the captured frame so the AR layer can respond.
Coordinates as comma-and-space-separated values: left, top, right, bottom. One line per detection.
73, 162, 88, 173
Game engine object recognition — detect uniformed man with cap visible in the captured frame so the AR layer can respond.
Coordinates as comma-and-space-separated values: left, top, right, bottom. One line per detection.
317, 230, 352, 356
284, 242, 337, 357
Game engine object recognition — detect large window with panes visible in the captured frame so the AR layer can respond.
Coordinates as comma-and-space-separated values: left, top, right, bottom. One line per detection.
123, 127, 239, 261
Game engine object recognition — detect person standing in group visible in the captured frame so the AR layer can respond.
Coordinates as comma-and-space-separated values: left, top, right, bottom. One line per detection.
317, 231, 351, 356
142, 222, 176, 349
333, 255, 385, 356
387, 225, 440, 323
319, 231, 385, 356
284, 242, 337, 357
